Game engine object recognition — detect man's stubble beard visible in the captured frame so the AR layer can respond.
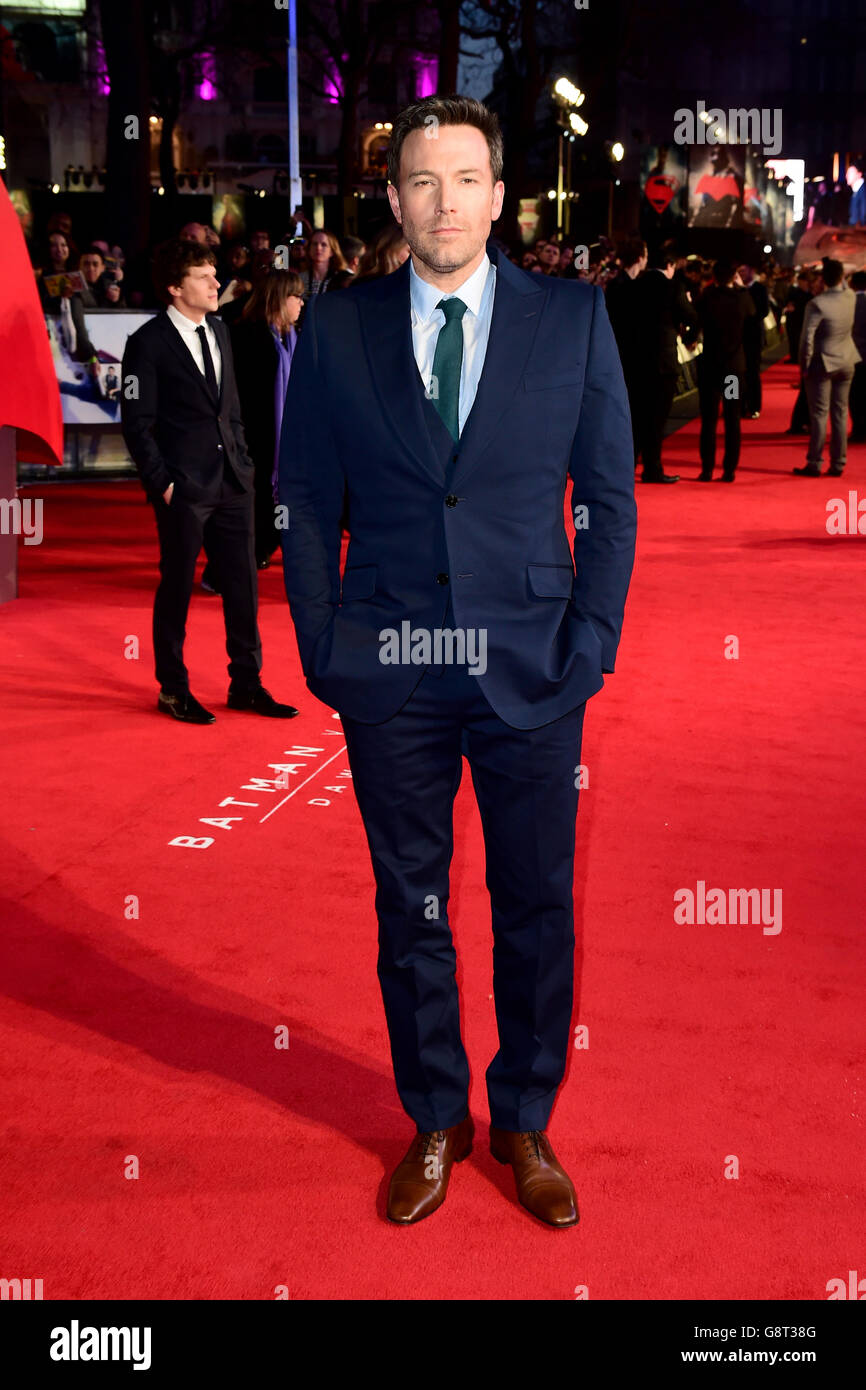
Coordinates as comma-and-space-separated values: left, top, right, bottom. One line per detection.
403, 224, 484, 278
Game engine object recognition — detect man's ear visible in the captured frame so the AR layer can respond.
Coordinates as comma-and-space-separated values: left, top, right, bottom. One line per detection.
387, 183, 402, 224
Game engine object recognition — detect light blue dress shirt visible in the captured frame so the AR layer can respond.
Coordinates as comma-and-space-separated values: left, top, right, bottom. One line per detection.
409, 253, 496, 437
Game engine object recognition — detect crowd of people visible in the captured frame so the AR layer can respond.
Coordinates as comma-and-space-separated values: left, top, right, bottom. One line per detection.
32, 204, 864, 556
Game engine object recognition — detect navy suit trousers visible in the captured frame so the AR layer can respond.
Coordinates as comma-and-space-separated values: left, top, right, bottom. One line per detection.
341, 604, 586, 1134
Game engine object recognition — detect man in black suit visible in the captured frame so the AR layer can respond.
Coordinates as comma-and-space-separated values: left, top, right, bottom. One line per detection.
846, 159, 866, 226
696, 261, 755, 481
738, 264, 769, 418
628, 246, 698, 483
606, 235, 647, 467
849, 270, 866, 442
121, 238, 297, 723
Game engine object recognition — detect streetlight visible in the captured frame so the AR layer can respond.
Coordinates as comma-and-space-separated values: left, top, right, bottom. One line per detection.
604, 140, 626, 237
552, 77, 588, 234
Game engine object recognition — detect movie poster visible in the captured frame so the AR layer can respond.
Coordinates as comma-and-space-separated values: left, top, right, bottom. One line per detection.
687, 144, 750, 228
47, 309, 156, 425
640, 144, 688, 244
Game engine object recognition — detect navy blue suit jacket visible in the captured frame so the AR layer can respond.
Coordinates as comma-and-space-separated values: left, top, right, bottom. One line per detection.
278, 239, 637, 729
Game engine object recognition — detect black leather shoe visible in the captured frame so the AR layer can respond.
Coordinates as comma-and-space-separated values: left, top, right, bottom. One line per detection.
227, 684, 298, 718
158, 690, 215, 724
826, 466, 845, 477
719, 471, 736, 481
698, 470, 713, 481
792, 465, 821, 476
641, 472, 679, 483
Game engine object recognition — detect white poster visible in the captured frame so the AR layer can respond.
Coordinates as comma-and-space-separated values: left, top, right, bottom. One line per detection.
48, 309, 156, 425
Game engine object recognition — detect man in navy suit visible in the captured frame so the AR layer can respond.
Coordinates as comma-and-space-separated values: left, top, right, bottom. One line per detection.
279, 96, 636, 1226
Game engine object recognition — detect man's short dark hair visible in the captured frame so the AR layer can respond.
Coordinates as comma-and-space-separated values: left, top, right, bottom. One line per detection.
81, 245, 105, 262
618, 236, 646, 270
850, 270, 866, 291
821, 257, 844, 288
339, 235, 365, 261
151, 238, 216, 304
713, 260, 735, 285
386, 94, 503, 189
648, 246, 677, 271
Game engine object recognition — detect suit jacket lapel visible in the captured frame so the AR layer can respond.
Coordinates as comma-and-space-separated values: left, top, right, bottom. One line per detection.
157, 311, 220, 408
358, 241, 544, 491
209, 314, 225, 406
451, 245, 544, 490
358, 260, 445, 487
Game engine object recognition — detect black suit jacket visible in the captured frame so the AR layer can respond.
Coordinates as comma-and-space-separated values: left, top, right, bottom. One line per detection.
697, 285, 756, 375
121, 309, 253, 503
632, 269, 698, 375
229, 318, 279, 475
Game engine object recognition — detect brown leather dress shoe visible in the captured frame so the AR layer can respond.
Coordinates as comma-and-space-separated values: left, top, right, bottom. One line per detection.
386, 1115, 474, 1224
489, 1126, 579, 1227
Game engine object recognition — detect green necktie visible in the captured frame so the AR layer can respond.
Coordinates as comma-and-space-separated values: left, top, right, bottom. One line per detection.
429, 297, 467, 440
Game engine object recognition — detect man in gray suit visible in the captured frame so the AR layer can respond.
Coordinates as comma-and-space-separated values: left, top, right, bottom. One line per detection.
794, 259, 862, 477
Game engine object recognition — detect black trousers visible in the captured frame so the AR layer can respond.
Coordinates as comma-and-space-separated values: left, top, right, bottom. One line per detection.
341, 647, 586, 1134
850, 361, 866, 438
742, 342, 762, 416
151, 472, 262, 694
253, 455, 281, 566
790, 379, 810, 432
626, 369, 677, 480
698, 364, 742, 476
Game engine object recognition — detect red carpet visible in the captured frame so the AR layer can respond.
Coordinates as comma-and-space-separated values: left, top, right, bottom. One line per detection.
1, 360, 864, 1300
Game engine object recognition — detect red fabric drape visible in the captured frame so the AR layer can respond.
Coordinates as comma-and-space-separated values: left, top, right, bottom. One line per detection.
0, 178, 63, 466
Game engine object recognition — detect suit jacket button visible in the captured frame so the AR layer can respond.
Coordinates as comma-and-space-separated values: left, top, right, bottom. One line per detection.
445, 494, 458, 507
436, 572, 449, 585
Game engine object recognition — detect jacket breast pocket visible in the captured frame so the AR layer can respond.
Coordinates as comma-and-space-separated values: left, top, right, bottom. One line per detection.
340, 564, 377, 602
527, 563, 574, 598
523, 366, 584, 392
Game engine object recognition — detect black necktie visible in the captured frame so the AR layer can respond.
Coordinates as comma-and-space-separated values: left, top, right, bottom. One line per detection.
195, 324, 219, 399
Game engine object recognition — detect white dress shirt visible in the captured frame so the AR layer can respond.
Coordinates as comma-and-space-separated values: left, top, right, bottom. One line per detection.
409, 253, 496, 436
166, 303, 222, 393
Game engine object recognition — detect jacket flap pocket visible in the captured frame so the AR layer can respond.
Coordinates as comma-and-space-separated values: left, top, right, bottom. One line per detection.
527, 563, 574, 598
523, 366, 584, 392
340, 564, 377, 601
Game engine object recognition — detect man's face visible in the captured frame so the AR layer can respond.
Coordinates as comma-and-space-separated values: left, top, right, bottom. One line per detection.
181, 223, 207, 244
169, 261, 219, 316
559, 246, 574, 267
387, 123, 504, 276
251, 230, 270, 251
79, 253, 104, 285
539, 243, 560, 268
847, 165, 863, 189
